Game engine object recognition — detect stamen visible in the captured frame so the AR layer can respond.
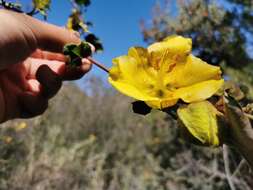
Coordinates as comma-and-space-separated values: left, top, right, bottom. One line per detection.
156, 90, 164, 97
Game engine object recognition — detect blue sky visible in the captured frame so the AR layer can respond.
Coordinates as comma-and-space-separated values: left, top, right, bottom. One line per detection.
83, 0, 156, 78
19, 0, 158, 80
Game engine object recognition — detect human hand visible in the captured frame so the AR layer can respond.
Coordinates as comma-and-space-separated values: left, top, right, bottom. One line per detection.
0, 10, 93, 122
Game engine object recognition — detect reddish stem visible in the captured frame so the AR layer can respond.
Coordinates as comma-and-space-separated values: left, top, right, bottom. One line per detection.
88, 58, 109, 73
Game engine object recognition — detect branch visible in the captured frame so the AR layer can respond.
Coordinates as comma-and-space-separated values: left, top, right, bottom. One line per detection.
0, 0, 22, 13
232, 159, 246, 177
199, 163, 241, 184
88, 58, 109, 73
26, 6, 39, 16
0, 0, 39, 16
223, 145, 236, 190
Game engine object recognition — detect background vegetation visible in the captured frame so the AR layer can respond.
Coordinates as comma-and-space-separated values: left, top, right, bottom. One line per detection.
0, 0, 253, 189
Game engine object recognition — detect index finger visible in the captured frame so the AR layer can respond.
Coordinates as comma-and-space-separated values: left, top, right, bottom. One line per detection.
31, 49, 67, 62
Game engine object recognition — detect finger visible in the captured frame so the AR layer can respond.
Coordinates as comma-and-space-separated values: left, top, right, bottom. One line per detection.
31, 49, 67, 62
30, 42, 95, 61
26, 79, 41, 94
89, 43, 96, 53
62, 58, 92, 81
25, 58, 65, 79
12, 10, 81, 53
26, 58, 92, 81
18, 92, 48, 118
30, 20, 80, 52
36, 65, 62, 99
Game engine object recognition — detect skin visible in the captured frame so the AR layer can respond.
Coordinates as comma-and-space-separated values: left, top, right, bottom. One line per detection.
0, 10, 94, 122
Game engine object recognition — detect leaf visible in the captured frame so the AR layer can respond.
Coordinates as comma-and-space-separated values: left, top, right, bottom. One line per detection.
177, 101, 222, 146
75, 0, 91, 6
85, 34, 103, 52
66, 10, 89, 33
63, 41, 92, 67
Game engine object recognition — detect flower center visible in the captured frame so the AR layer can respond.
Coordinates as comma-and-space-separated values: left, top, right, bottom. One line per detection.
156, 89, 164, 98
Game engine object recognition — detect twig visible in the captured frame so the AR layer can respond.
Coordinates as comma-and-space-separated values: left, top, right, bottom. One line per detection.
70, 0, 79, 10
26, 6, 39, 16
88, 58, 109, 73
223, 145, 236, 190
199, 164, 241, 184
0, 0, 39, 16
232, 159, 246, 177
0, 0, 22, 13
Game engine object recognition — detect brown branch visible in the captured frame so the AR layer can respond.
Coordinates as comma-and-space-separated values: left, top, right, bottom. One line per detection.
88, 58, 109, 73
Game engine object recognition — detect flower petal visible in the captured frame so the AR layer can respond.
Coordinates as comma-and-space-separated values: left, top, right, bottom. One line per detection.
147, 35, 192, 67
165, 55, 222, 88
109, 78, 158, 101
146, 98, 178, 109
175, 79, 224, 103
177, 101, 222, 146
148, 35, 192, 55
108, 54, 158, 101
128, 47, 150, 65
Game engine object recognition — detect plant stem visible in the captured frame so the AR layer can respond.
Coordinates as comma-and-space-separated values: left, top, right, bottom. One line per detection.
88, 58, 109, 73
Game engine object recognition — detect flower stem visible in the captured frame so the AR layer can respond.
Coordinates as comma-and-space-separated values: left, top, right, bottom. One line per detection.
88, 58, 109, 73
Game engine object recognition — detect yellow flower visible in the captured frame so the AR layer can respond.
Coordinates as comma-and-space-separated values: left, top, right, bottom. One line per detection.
108, 35, 224, 109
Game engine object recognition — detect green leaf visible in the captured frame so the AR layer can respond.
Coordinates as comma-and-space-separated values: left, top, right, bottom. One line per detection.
63, 41, 92, 67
